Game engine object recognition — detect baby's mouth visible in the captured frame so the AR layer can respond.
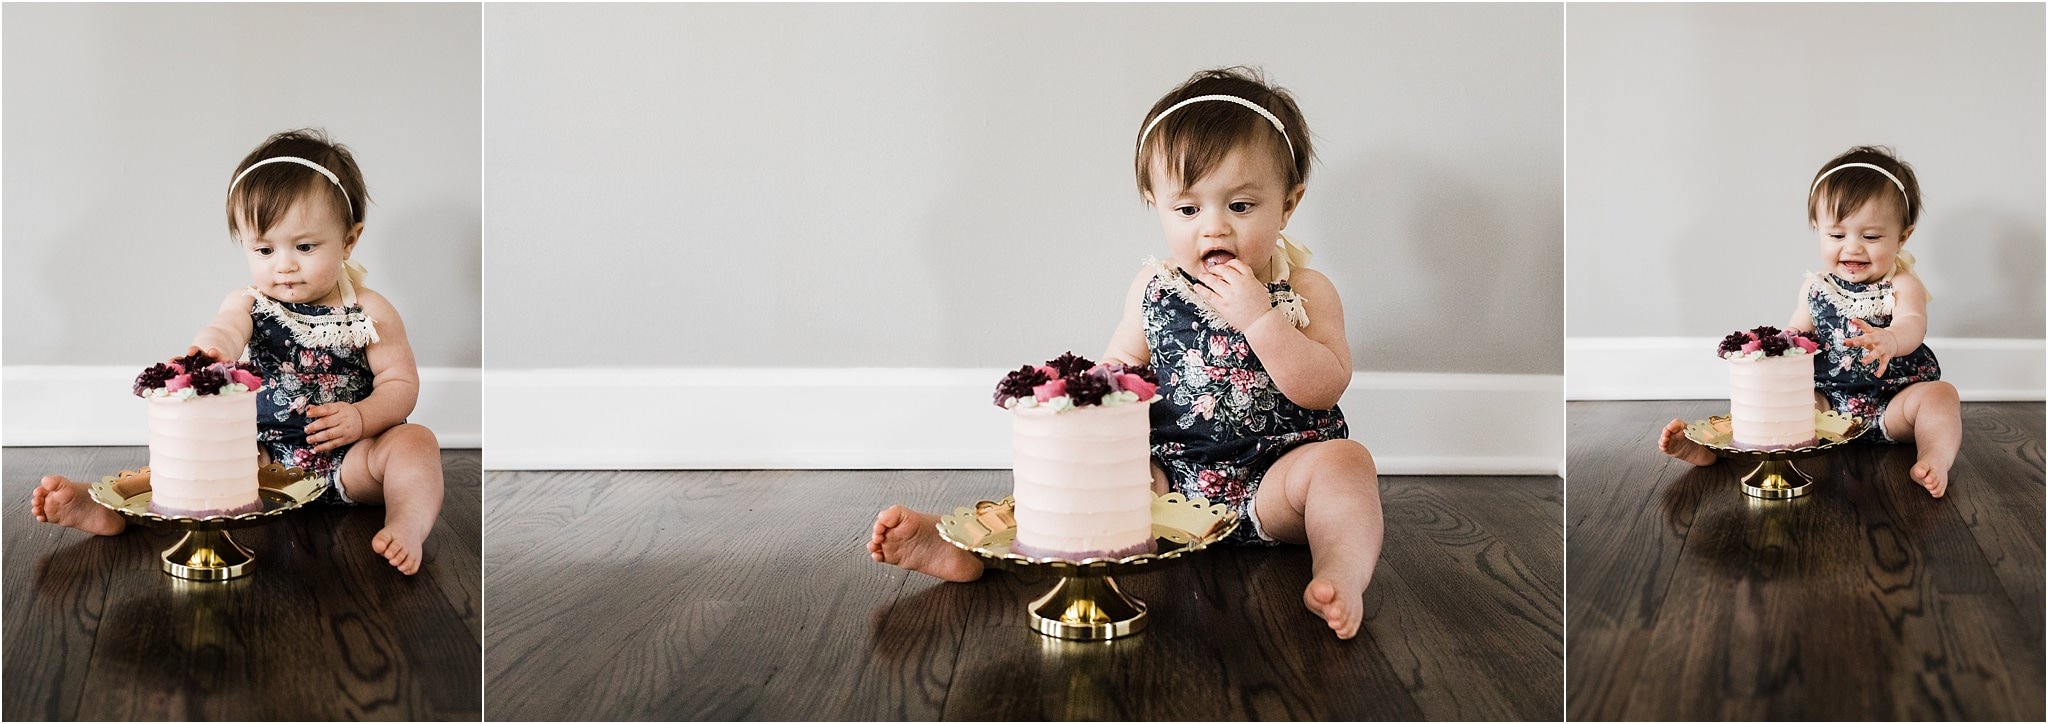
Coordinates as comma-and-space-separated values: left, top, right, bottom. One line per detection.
1201, 249, 1237, 271
1840, 260, 1870, 274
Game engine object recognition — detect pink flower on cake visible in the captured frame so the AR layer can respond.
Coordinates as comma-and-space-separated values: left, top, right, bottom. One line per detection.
1117, 374, 1158, 400
1792, 336, 1819, 353
164, 374, 192, 392
1740, 340, 1762, 354
1032, 379, 1068, 403
228, 369, 263, 390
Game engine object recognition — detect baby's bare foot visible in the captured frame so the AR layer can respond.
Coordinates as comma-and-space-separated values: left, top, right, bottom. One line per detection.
1910, 459, 1950, 499
1303, 578, 1364, 640
31, 476, 126, 536
1657, 418, 1717, 467
371, 526, 428, 575
868, 505, 984, 582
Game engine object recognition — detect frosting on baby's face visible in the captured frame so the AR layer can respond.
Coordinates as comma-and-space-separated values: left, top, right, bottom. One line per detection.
234, 193, 360, 307
1144, 143, 1303, 281
1812, 193, 1912, 285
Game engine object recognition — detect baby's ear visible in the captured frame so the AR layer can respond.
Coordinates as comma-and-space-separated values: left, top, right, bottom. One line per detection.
1899, 225, 1915, 245
345, 222, 365, 251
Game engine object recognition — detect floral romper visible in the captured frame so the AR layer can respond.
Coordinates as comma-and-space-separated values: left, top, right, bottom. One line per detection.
1141, 262, 1350, 545
1805, 272, 1941, 443
245, 287, 381, 505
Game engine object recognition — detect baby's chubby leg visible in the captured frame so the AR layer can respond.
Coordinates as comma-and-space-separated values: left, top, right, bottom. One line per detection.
1880, 381, 1961, 498
1253, 440, 1382, 640
336, 423, 444, 574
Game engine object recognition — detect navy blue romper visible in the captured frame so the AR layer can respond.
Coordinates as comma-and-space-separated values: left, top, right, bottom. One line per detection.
245, 288, 380, 505
1805, 272, 1942, 442
1141, 264, 1350, 545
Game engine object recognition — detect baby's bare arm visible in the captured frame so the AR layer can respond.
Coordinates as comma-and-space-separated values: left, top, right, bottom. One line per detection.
192, 290, 255, 358
1785, 277, 1816, 333
348, 288, 422, 439
1878, 272, 1930, 352
1101, 266, 1152, 367
1241, 267, 1351, 410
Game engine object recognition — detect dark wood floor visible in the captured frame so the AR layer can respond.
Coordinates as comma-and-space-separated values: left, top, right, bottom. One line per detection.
1566, 401, 2044, 721
3, 447, 482, 721
483, 469, 1561, 721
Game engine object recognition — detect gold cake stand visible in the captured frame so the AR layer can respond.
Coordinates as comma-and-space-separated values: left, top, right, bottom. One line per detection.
88, 463, 329, 581
937, 492, 1238, 641
1683, 410, 1866, 499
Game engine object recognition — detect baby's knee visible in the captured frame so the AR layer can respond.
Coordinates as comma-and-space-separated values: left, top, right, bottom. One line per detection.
384, 423, 441, 452
1922, 380, 1960, 404
1315, 439, 1377, 480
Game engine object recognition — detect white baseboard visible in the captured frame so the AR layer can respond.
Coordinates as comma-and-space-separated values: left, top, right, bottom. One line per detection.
1566, 337, 2044, 401
484, 368, 1564, 475
1, 366, 482, 447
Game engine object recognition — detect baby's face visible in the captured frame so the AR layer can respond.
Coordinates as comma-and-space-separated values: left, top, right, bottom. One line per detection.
1812, 193, 1912, 285
1145, 144, 1303, 279
234, 192, 359, 306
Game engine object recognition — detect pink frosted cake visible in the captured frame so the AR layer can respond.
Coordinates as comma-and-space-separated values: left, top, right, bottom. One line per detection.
994, 353, 1162, 560
1718, 327, 1820, 450
133, 351, 265, 517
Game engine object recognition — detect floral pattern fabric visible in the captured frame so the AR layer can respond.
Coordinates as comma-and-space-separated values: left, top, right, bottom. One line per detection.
248, 293, 377, 505
1142, 272, 1349, 545
1807, 273, 1941, 443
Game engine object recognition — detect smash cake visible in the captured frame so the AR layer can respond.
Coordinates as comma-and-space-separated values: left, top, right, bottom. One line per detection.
994, 353, 1162, 560
1718, 326, 1820, 450
132, 350, 265, 517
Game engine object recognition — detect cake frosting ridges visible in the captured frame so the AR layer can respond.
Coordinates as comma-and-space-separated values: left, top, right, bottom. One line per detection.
997, 353, 1160, 560
1718, 326, 1819, 450
135, 350, 265, 517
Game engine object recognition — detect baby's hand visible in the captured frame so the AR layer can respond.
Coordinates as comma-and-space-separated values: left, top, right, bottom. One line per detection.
183, 345, 228, 362
1192, 259, 1277, 331
305, 402, 365, 452
1843, 318, 1897, 377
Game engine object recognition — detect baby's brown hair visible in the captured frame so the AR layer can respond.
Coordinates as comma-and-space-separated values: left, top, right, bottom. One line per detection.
226, 129, 370, 238
1808, 145, 1920, 230
1134, 67, 1314, 200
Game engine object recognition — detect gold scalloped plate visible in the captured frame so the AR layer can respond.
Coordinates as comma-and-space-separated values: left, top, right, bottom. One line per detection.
1683, 409, 1866, 460
88, 463, 329, 531
937, 493, 1240, 576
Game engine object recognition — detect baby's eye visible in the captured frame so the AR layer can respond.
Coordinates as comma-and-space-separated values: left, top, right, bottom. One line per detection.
296, 243, 317, 253
253, 247, 274, 257
1175, 205, 1198, 217
1228, 201, 1254, 213
1827, 233, 1847, 240
1862, 235, 1882, 241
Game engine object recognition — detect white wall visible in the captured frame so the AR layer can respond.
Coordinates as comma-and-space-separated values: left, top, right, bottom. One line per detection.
485, 3, 1564, 375
1567, 3, 2044, 342
3, 3, 482, 444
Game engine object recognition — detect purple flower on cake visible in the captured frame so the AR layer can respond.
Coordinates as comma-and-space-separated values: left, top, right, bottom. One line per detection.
134, 353, 263, 400
995, 353, 1162, 411
1717, 326, 1820, 360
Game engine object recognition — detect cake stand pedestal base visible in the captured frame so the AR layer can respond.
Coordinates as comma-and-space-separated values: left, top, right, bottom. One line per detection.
1029, 575, 1147, 640
161, 530, 256, 580
1740, 459, 1814, 500
939, 493, 1237, 642
1684, 411, 1864, 502
88, 464, 329, 582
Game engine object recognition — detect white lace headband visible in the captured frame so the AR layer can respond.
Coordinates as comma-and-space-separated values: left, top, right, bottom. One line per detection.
228, 156, 353, 217
1809, 162, 1909, 213
1138, 94, 1295, 166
